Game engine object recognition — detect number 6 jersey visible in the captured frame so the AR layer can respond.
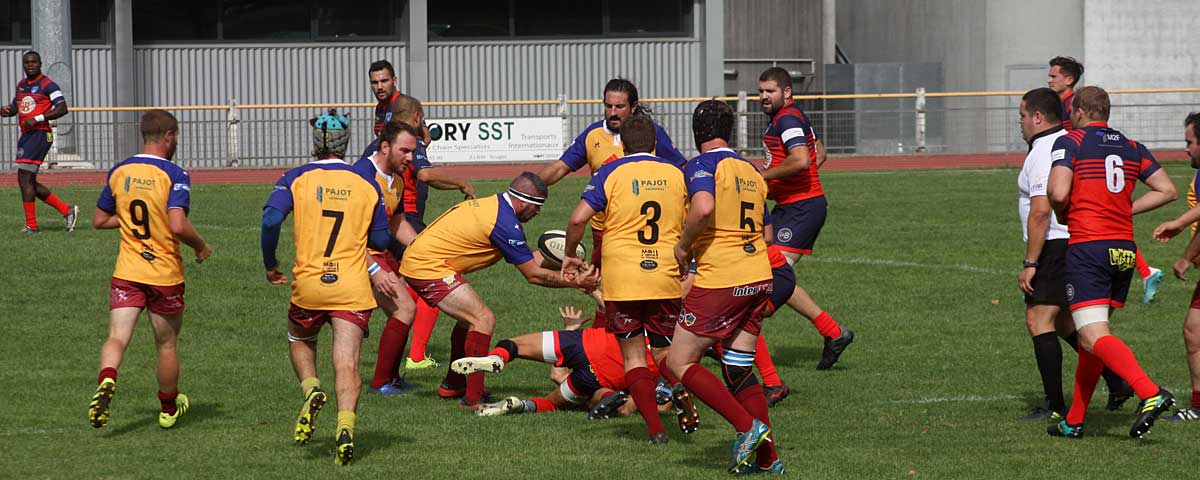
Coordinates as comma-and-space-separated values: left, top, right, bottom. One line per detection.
265, 159, 389, 311
98, 155, 192, 286
581, 152, 687, 302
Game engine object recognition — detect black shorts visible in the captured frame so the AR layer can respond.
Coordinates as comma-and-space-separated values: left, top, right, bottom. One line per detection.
1066, 239, 1135, 311
551, 330, 602, 397
770, 196, 827, 255
766, 264, 796, 316
1024, 239, 1069, 307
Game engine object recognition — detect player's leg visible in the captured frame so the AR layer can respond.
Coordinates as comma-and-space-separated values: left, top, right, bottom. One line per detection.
617, 331, 667, 441
287, 306, 327, 446
31, 173, 73, 223
1072, 307, 1172, 438
1168, 306, 1200, 421
369, 274, 417, 392
1024, 304, 1066, 419
452, 330, 548, 375
330, 314, 367, 465
724, 327, 779, 472
148, 309, 189, 428
781, 279, 854, 370
89, 306, 141, 428
405, 290, 441, 369
16, 167, 38, 232
1134, 249, 1163, 303
435, 284, 496, 406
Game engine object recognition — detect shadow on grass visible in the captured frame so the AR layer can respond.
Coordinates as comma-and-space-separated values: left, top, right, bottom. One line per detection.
298, 430, 414, 462
104, 401, 226, 436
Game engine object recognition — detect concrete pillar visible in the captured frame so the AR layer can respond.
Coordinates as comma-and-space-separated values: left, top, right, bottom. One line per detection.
822, 0, 836, 66
406, 0, 429, 100
31, 0, 74, 153
111, 0, 140, 160
701, 0, 725, 97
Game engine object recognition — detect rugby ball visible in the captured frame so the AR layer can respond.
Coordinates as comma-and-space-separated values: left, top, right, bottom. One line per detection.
537, 230, 586, 264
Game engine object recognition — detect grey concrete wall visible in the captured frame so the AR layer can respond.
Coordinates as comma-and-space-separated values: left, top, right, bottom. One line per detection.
724, 0, 825, 93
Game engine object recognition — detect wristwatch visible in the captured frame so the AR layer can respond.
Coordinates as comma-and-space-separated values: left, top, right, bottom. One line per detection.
1023, 260, 1039, 268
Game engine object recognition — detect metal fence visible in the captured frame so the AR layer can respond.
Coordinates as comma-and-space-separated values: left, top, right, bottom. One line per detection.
3, 88, 1198, 172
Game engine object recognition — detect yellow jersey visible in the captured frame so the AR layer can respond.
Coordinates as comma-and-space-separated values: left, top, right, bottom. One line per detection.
581, 153, 687, 301
684, 148, 772, 288
265, 159, 389, 311
399, 194, 535, 280
352, 154, 404, 257
560, 120, 687, 231
97, 155, 191, 286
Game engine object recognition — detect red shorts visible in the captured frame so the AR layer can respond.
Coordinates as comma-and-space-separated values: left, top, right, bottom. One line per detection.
405, 273, 468, 307
288, 303, 373, 335
604, 298, 681, 337
370, 252, 401, 273
110, 278, 185, 315
679, 280, 773, 339
1190, 281, 1200, 310
591, 228, 604, 268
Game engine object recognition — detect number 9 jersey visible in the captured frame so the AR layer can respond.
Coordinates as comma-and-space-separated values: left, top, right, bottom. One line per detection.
581, 153, 687, 301
265, 160, 389, 311
97, 154, 192, 286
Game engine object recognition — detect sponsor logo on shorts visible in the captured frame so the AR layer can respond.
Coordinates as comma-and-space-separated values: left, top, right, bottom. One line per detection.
1066, 283, 1075, 301
1108, 248, 1135, 271
777, 228, 793, 243
680, 310, 696, 327
442, 275, 459, 286
733, 283, 770, 297
15, 147, 23, 157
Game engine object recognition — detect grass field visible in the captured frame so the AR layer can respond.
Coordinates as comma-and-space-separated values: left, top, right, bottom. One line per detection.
6, 162, 1200, 478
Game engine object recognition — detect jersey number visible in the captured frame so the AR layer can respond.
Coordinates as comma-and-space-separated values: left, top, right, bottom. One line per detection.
638, 201, 661, 245
322, 209, 345, 257
129, 199, 151, 240
739, 201, 757, 232
1104, 155, 1125, 194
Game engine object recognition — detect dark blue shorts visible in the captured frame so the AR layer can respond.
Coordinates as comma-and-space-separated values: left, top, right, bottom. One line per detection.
771, 195, 827, 255
1065, 240, 1135, 311
552, 329, 602, 396
16, 130, 53, 166
766, 264, 796, 316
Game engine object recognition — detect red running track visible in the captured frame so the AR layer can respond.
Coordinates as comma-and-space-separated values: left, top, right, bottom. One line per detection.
0, 151, 1187, 187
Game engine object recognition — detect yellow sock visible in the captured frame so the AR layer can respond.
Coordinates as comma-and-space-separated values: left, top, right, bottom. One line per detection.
336, 410, 357, 437
300, 377, 321, 398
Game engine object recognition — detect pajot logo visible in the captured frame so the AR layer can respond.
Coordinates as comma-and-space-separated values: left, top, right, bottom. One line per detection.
316, 184, 323, 203
631, 179, 641, 196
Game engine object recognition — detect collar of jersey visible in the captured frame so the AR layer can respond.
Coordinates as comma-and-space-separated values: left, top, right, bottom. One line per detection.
133, 153, 169, 162
312, 158, 347, 165
22, 74, 44, 84
770, 99, 796, 120
704, 147, 736, 154
368, 153, 394, 187
1026, 125, 1064, 150
1082, 122, 1109, 129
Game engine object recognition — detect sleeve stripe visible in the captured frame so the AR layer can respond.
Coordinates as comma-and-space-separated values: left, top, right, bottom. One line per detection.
780, 127, 807, 144
49, 90, 63, 101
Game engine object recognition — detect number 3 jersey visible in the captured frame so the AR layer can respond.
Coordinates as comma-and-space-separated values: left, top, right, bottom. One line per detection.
1051, 122, 1161, 245
265, 160, 389, 311
581, 153, 687, 301
97, 155, 192, 286
684, 148, 772, 289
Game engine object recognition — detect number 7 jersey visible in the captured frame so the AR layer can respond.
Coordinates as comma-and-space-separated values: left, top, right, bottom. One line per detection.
265, 159, 389, 311
98, 155, 192, 286
581, 153, 687, 301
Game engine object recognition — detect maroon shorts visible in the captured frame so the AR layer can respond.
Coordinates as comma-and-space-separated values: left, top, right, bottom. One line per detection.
110, 278, 185, 315
604, 298, 681, 337
288, 303, 372, 335
370, 252, 401, 273
679, 280, 773, 339
591, 228, 604, 268
1190, 281, 1200, 310
404, 273, 468, 307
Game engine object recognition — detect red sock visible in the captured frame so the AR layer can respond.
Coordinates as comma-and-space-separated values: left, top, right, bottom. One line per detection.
680, 364, 754, 432
809, 311, 842, 339
660, 367, 679, 385
42, 193, 69, 216
625, 366, 665, 435
407, 289, 439, 362
464, 331, 492, 402
370, 317, 412, 389
1092, 335, 1159, 399
488, 346, 512, 363
442, 324, 470, 388
1066, 349, 1105, 425
531, 397, 557, 413
1135, 249, 1152, 279
98, 367, 117, 384
1191, 390, 1200, 409
23, 202, 37, 229
755, 335, 783, 387
735, 384, 779, 467
158, 390, 178, 415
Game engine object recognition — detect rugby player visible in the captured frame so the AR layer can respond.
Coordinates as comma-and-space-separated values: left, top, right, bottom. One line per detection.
88, 110, 213, 430
369, 60, 432, 144
1, 50, 77, 233
758, 67, 854, 370
398, 172, 599, 409
561, 114, 688, 444
261, 110, 397, 465
1046, 86, 1177, 439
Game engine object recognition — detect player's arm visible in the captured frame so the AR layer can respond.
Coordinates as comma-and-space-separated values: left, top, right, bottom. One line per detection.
563, 199, 597, 277
515, 258, 599, 289
542, 131, 589, 185
1154, 206, 1200, 242
169, 208, 212, 263
675, 190, 714, 280
1172, 229, 1200, 281
44, 100, 67, 121
1047, 165, 1072, 224
0, 97, 14, 117
761, 116, 814, 181
260, 206, 288, 283
1020, 195, 1052, 294
815, 139, 829, 169
391, 213, 418, 246
92, 208, 119, 229
538, 161, 573, 186
1132, 168, 1177, 215
417, 167, 475, 198
761, 144, 810, 181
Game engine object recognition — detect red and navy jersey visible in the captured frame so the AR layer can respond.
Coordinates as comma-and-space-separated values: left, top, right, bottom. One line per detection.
1051, 122, 1161, 244
1060, 90, 1075, 130
10, 74, 64, 133
373, 91, 400, 137
762, 100, 822, 204
359, 136, 432, 227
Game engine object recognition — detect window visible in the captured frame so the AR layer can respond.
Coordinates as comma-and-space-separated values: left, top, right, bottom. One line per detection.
132, 0, 402, 43
1, 1, 32, 44
316, 2, 397, 39
72, 1, 109, 44
430, 0, 692, 40
220, 0, 309, 41
133, 2, 219, 42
